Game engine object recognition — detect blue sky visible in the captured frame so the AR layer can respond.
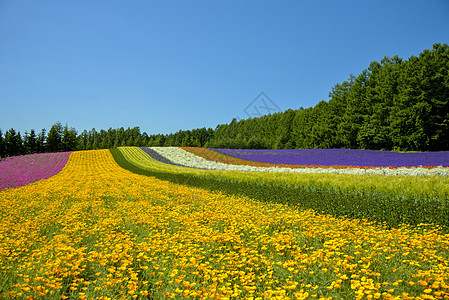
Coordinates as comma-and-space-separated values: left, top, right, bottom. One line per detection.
1, 0, 449, 135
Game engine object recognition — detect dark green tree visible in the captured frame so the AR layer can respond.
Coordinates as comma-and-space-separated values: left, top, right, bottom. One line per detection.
23, 130, 38, 154
77, 130, 88, 150
46, 122, 63, 152
4, 128, 23, 156
28, 129, 39, 153
0, 129, 5, 158
37, 129, 46, 153
62, 125, 78, 151
274, 109, 296, 149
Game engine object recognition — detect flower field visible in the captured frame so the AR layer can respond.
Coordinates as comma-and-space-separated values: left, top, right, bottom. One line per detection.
1, 149, 449, 300
0, 152, 71, 191
146, 147, 449, 176
114, 147, 449, 228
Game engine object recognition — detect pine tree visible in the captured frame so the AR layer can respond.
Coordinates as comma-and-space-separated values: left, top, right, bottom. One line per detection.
23, 131, 31, 154
37, 129, 46, 153
77, 130, 88, 150
46, 122, 63, 152
0, 129, 4, 158
28, 129, 38, 154
4, 128, 23, 157
62, 125, 78, 151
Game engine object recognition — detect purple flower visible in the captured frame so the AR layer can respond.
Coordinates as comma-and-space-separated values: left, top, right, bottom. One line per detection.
0, 152, 71, 191
211, 148, 449, 167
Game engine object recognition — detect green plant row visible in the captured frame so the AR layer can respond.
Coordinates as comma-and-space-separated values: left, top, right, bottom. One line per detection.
110, 147, 449, 230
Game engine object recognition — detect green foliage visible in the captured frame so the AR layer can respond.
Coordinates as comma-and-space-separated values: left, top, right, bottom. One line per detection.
160, 127, 214, 147
46, 122, 63, 153
62, 125, 77, 152
0, 129, 4, 159
37, 128, 46, 153
23, 129, 38, 154
3, 128, 23, 157
111, 147, 449, 231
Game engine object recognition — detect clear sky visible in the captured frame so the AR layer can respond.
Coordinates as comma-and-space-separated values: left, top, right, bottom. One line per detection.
1, 0, 449, 135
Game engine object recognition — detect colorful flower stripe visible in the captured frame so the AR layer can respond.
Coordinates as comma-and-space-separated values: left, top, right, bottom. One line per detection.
213, 148, 449, 167
1, 149, 448, 299
139, 147, 190, 168
150, 147, 449, 176
120, 147, 449, 202
0, 152, 71, 191
181, 146, 303, 168
182, 146, 397, 170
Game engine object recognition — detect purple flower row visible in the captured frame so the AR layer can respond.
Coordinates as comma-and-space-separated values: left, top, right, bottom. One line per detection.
0, 152, 71, 191
211, 148, 449, 167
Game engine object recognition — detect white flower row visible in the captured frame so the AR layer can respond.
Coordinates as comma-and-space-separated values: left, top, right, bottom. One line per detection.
149, 147, 449, 176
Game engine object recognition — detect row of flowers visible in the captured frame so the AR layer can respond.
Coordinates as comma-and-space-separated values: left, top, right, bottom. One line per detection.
0, 152, 72, 191
212, 148, 449, 167
148, 147, 449, 176
182, 147, 443, 170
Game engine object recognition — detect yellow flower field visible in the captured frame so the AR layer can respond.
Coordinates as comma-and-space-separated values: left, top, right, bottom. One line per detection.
0, 150, 448, 299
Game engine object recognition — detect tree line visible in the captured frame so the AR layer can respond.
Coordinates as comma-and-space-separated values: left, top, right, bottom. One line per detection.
0, 123, 215, 158
1, 43, 448, 158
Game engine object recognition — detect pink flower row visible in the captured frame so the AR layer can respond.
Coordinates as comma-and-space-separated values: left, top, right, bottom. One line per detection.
0, 152, 71, 191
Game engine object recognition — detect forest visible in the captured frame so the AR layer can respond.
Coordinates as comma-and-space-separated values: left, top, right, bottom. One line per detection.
1, 43, 448, 158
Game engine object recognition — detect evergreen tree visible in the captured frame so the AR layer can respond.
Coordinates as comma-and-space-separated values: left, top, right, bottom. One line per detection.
46, 122, 63, 152
105, 128, 115, 149
4, 128, 23, 157
274, 109, 295, 149
62, 125, 78, 151
87, 129, 98, 150
28, 129, 38, 154
37, 129, 46, 153
23, 131, 31, 154
77, 130, 88, 150
0, 129, 4, 158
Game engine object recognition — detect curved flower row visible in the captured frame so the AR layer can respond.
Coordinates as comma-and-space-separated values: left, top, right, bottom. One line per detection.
212, 148, 449, 167
181, 147, 298, 168
149, 147, 449, 176
139, 147, 190, 168
183, 147, 421, 170
0, 152, 72, 191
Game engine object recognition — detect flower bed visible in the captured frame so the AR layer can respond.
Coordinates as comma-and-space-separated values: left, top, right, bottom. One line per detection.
2, 148, 448, 299
139, 147, 189, 168
213, 148, 449, 167
0, 152, 71, 191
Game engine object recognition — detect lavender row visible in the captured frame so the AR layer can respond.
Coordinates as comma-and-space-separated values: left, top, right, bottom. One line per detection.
0, 152, 71, 191
211, 148, 449, 167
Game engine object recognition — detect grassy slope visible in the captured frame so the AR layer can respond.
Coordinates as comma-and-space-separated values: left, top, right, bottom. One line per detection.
110, 147, 449, 230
